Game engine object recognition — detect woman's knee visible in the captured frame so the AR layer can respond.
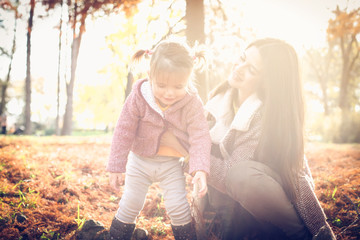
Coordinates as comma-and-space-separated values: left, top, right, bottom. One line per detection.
225, 161, 280, 203
226, 161, 257, 198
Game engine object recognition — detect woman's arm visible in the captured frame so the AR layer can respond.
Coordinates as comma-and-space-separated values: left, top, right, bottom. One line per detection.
294, 174, 335, 238
208, 111, 262, 193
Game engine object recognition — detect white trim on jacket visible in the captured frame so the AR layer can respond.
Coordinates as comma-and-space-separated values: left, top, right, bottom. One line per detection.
205, 91, 262, 159
140, 80, 164, 117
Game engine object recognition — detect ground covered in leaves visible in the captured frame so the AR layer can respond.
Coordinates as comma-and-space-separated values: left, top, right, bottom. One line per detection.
0, 136, 359, 239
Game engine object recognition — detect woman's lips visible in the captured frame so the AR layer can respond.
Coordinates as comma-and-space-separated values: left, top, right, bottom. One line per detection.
233, 72, 243, 82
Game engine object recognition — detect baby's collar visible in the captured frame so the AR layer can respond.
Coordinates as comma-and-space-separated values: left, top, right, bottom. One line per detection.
140, 80, 164, 116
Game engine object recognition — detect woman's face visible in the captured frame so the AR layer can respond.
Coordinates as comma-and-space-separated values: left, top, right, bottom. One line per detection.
228, 46, 263, 99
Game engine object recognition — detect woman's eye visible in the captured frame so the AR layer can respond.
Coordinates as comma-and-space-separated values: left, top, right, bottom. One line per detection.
233, 55, 245, 67
248, 66, 256, 75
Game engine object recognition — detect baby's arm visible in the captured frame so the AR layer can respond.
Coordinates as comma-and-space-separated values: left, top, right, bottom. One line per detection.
192, 171, 208, 198
107, 85, 141, 192
109, 172, 125, 192
107, 84, 141, 172
186, 97, 211, 177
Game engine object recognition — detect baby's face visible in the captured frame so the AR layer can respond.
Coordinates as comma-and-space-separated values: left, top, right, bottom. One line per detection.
151, 71, 190, 107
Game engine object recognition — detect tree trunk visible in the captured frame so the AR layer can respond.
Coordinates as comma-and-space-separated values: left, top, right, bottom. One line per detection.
61, 31, 82, 135
321, 80, 329, 116
24, 0, 35, 135
185, 0, 205, 45
125, 70, 134, 100
316, 68, 330, 116
56, 0, 64, 135
0, 9, 17, 116
337, 61, 352, 142
336, 36, 360, 142
306, 49, 331, 116
320, 49, 332, 116
338, 58, 350, 111
185, 0, 208, 102
336, 108, 351, 143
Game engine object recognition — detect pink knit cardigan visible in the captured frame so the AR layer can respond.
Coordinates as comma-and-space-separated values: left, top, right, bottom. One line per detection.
107, 79, 211, 175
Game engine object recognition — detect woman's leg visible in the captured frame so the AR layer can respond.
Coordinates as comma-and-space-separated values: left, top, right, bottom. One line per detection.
225, 160, 312, 240
207, 186, 245, 239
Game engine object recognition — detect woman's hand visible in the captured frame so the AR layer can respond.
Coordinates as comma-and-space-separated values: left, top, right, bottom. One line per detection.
109, 172, 124, 192
192, 171, 208, 198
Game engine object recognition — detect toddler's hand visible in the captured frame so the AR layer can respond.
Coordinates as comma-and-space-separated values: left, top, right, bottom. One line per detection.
192, 171, 207, 198
109, 172, 124, 192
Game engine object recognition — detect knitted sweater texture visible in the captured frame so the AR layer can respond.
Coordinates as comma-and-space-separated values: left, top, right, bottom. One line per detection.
107, 79, 211, 175
206, 92, 332, 237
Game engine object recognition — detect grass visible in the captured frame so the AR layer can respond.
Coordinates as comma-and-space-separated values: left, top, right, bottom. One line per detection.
1, 136, 358, 239
71, 129, 111, 137
75, 203, 86, 230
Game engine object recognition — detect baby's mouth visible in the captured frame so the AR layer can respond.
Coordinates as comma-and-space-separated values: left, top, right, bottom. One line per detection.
164, 97, 175, 102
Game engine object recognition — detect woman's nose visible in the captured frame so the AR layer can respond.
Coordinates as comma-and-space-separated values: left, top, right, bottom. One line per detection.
234, 62, 245, 73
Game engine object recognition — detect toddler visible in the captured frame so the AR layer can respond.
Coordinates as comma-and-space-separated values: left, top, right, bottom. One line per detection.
107, 40, 211, 240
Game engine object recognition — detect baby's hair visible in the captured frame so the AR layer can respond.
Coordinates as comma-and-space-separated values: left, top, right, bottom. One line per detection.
131, 39, 207, 94
192, 46, 207, 71
131, 49, 152, 63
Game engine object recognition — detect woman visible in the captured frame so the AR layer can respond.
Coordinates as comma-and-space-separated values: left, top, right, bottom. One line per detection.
204, 38, 336, 239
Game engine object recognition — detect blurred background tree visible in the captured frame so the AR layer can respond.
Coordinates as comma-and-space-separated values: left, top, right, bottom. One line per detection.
0, 0, 19, 116
327, 6, 360, 142
306, 5, 360, 143
0, 0, 359, 142
24, 0, 35, 135
40, 0, 141, 135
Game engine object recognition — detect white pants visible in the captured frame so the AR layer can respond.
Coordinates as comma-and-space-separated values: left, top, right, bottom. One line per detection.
115, 152, 192, 226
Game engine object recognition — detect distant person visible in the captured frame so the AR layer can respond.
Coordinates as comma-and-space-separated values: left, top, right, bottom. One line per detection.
13, 125, 24, 135
107, 39, 211, 240
204, 38, 336, 239
0, 114, 7, 135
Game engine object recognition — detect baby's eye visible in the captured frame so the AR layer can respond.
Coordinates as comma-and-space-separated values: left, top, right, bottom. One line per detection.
157, 83, 166, 88
175, 85, 185, 89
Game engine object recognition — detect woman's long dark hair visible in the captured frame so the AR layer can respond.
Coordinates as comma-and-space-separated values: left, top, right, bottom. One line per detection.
208, 39, 304, 201
251, 38, 305, 201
